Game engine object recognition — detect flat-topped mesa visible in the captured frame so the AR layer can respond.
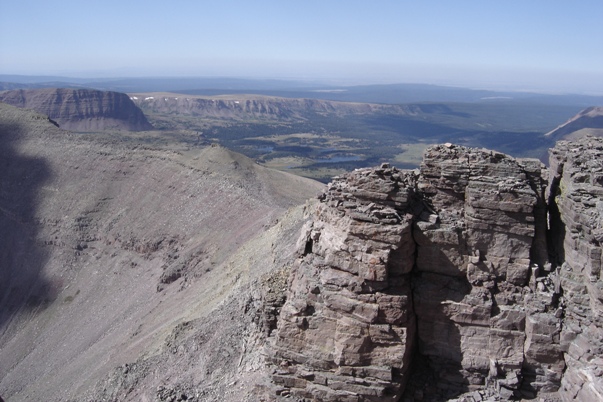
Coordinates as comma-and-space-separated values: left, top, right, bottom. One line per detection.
0, 88, 153, 131
268, 164, 423, 401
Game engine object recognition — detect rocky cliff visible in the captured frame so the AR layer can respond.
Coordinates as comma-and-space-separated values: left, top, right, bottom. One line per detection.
268, 139, 603, 401
2, 99, 603, 401
0, 88, 153, 131
131, 93, 418, 122
548, 140, 603, 401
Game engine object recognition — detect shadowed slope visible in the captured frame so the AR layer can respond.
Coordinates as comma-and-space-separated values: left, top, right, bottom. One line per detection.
0, 103, 322, 401
0, 105, 54, 333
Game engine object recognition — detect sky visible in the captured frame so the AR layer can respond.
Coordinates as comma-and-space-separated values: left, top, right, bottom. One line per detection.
1, 0, 602, 93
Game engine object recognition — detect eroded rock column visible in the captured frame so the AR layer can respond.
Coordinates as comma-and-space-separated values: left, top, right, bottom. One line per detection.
549, 138, 603, 402
412, 144, 563, 400
269, 141, 603, 401
268, 165, 421, 401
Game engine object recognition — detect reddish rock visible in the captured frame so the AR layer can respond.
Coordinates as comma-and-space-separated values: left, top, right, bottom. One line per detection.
270, 141, 603, 401
268, 166, 420, 401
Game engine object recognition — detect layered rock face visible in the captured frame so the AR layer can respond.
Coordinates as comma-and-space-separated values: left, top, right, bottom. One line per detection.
268, 166, 421, 401
414, 146, 561, 400
0, 88, 153, 131
549, 140, 603, 401
270, 139, 603, 401
132, 94, 418, 122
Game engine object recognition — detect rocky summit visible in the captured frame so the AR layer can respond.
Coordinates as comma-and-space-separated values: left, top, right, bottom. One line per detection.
1, 100, 602, 402
267, 139, 603, 401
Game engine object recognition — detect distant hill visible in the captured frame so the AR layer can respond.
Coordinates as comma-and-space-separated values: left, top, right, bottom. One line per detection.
0, 88, 153, 131
545, 106, 603, 141
130, 92, 422, 121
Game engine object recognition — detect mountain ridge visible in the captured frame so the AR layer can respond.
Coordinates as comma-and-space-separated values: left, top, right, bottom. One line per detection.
1, 102, 603, 401
545, 106, 603, 141
0, 103, 322, 401
0, 88, 153, 131
2, 75, 603, 106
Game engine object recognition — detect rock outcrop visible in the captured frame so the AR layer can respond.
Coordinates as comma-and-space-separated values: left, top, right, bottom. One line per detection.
131, 94, 419, 122
268, 166, 420, 401
269, 138, 603, 401
549, 140, 603, 401
0, 88, 153, 131
413, 146, 562, 400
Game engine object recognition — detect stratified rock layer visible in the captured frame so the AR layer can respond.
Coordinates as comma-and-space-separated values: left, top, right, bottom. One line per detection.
0, 88, 153, 131
270, 139, 603, 401
268, 165, 421, 401
549, 139, 603, 402
414, 145, 561, 400
132, 94, 420, 122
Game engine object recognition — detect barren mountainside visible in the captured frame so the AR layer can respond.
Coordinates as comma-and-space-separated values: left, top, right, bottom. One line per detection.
0, 103, 322, 401
1, 102, 602, 402
0, 88, 153, 131
545, 106, 603, 141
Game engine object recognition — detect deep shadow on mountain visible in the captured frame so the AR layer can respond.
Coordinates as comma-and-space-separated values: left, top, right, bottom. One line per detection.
0, 118, 53, 332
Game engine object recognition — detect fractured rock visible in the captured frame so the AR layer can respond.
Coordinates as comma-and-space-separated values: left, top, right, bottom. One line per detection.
268, 166, 422, 401
269, 140, 603, 401
549, 138, 603, 402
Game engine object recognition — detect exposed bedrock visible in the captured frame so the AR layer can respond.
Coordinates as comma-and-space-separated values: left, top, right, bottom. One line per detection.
268, 165, 422, 401
269, 138, 603, 401
413, 145, 561, 401
0, 88, 153, 131
549, 140, 603, 402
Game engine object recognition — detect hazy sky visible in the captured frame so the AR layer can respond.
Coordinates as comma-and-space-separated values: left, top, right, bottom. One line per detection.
1, 0, 602, 93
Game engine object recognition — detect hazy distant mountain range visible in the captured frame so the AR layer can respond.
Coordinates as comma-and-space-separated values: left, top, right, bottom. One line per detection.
2, 75, 603, 106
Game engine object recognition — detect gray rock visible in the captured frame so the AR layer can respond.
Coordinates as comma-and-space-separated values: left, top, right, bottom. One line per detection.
270, 140, 603, 401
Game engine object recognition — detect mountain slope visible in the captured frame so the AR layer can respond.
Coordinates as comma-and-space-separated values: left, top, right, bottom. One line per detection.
0, 103, 322, 401
545, 106, 603, 141
0, 88, 153, 131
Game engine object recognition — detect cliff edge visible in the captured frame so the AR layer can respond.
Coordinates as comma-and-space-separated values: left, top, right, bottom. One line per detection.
268, 138, 603, 401
0, 88, 153, 131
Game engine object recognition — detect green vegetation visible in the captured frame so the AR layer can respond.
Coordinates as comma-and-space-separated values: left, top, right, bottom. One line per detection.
134, 97, 582, 182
